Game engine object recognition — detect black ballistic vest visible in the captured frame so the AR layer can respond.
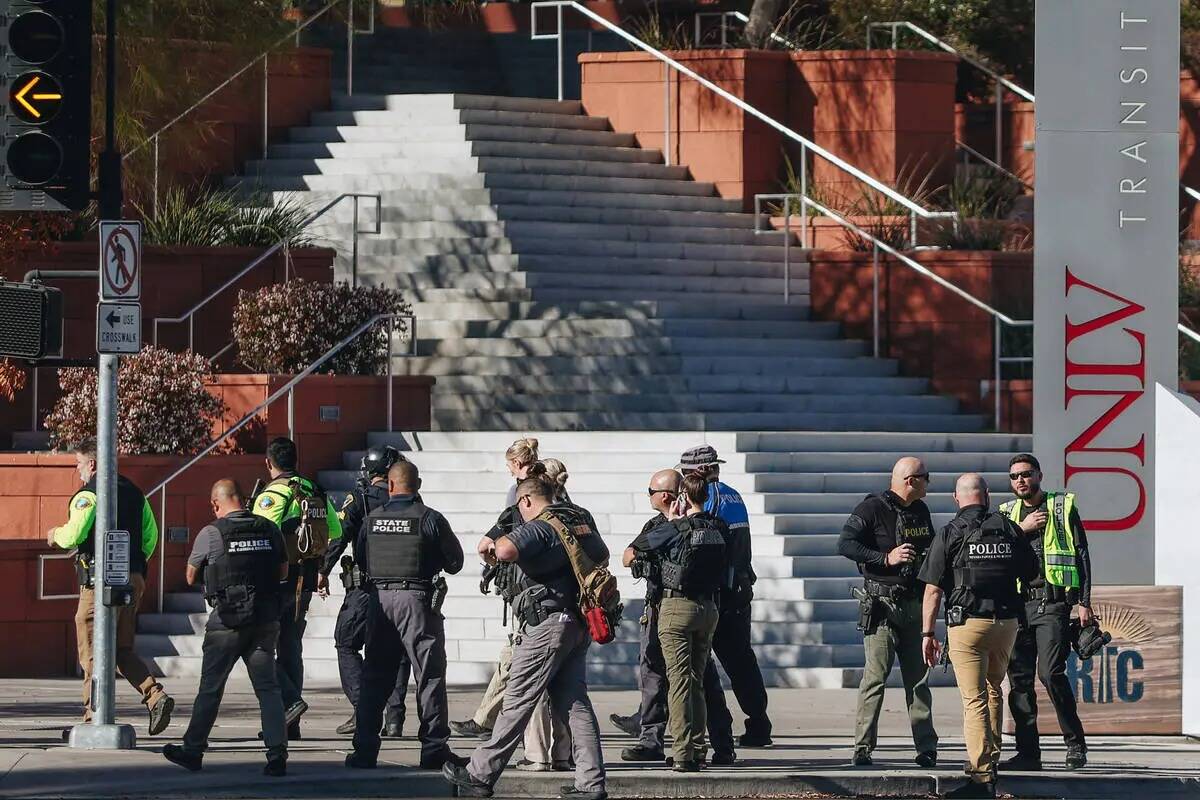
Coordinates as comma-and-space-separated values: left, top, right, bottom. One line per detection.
862, 492, 935, 586
205, 514, 281, 628
660, 514, 728, 595
950, 513, 1021, 616
76, 475, 151, 575
365, 502, 435, 582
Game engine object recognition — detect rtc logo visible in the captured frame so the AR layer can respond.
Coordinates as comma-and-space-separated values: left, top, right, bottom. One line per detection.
1067, 603, 1154, 705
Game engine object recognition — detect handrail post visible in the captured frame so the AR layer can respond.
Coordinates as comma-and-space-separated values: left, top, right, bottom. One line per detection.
347, 0, 355, 96
152, 135, 160, 220
556, 4, 564, 102
891, 22, 898, 50
994, 82, 1003, 169
188, 316, 194, 353
386, 317, 394, 433
865, 22, 872, 50
262, 56, 270, 160
994, 317, 1002, 431
158, 490, 166, 613
909, 210, 917, 249
663, 62, 670, 166
782, 209, 790, 305
288, 387, 295, 442
30, 367, 38, 432
352, 194, 360, 288
799, 145, 808, 249
721, 13, 729, 47
872, 243, 880, 358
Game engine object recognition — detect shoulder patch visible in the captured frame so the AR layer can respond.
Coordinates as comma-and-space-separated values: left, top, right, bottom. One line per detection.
257, 495, 275, 510
74, 496, 94, 510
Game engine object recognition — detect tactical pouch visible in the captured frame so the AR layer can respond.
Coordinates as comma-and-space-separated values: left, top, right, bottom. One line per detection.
947, 605, 967, 627
660, 560, 683, 592
339, 555, 361, 591
215, 584, 257, 629
74, 555, 93, 587
852, 587, 881, 633
431, 576, 448, 614
512, 585, 551, 629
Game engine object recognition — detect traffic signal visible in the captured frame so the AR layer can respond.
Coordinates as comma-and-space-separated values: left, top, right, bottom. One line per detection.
0, 281, 62, 359
1, 0, 92, 211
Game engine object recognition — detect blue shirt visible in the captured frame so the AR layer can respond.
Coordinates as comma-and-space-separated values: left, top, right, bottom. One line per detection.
705, 481, 750, 534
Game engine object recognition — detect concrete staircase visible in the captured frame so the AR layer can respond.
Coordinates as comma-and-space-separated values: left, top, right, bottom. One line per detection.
138, 431, 1030, 689
234, 91, 985, 433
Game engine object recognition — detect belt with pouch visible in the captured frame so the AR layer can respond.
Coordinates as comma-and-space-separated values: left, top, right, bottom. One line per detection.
864, 579, 917, 599
372, 578, 434, 591
661, 588, 718, 602
1023, 585, 1076, 604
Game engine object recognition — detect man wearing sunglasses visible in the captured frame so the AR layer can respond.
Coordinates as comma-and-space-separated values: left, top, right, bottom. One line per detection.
838, 456, 938, 768
999, 454, 1091, 772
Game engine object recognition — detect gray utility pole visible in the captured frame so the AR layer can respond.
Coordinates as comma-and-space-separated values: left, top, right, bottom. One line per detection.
69, 0, 134, 751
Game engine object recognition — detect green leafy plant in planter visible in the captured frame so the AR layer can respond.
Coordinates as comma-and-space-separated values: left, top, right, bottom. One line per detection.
233, 280, 411, 375
45, 347, 228, 455
140, 185, 318, 248
932, 170, 1024, 250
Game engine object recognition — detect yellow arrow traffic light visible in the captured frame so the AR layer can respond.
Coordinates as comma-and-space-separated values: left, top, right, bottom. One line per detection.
14, 74, 62, 118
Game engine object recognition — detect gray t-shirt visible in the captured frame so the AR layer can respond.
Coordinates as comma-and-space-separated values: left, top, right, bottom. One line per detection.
507, 518, 610, 604
189, 511, 287, 630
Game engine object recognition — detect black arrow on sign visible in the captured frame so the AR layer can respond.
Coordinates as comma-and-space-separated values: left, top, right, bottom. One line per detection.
105, 309, 120, 327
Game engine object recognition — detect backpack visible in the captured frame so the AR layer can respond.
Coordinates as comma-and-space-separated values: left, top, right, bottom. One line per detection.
266, 477, 331, 564
538, 507, 623, 645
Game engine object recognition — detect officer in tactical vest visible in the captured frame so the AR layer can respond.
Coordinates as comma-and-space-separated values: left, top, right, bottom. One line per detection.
163, 480, 290, 775
618, 468, 737, 766
628, 471, 728, 772
320, 445, 412, 738
345, 459, 465, 770
1000, 454, 1092, 771
443, 469, 607, 800
253, 436, 343, 738
838, 456, 938, 767
46, 437, 174, 736
676, 444, 772, 748
919, 474, 1039, 799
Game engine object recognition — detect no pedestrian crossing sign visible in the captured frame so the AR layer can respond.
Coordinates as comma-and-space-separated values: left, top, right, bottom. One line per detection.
99, 220, 141, 301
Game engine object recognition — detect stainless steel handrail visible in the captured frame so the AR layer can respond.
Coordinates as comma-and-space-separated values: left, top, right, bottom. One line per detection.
531, 1, 955, 247
693, 11, 797, 49
151, 192, 382, 360
755, 192, 1031, 431
146, 310, 416, 611
956, 140, 1031, 191
1181, 323, 1200, 344
124, 0, 375, 217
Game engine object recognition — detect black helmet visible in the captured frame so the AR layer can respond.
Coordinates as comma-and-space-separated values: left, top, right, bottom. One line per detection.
360, 445, 404, 480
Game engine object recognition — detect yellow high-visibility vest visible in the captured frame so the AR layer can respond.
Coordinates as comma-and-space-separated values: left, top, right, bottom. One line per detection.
1001, 493, 1079, 589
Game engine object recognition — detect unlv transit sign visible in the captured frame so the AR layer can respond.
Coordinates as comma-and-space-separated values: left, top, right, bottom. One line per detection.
1034, 1, 1179, 584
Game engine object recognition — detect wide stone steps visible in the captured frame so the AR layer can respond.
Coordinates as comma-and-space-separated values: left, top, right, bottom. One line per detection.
752, 471, 1012, 493
412, 336, 854, 359
413, 317, 835, 340
246, 155, 692, 183
429, 375, 931, 400
330, 93, 584, 114
288, 123, 639, 148
239, 170, 720, 197
364, 268, 810, 296
275, 186, 742, 213
406, 299, 811, 322
429, 392, 958, 417
269, 139, 665, 165
395, 355, 894, 378
308, 107, 610, 131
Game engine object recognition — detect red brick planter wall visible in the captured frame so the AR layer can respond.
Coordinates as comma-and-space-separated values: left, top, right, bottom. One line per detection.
808, 249, 1032, 431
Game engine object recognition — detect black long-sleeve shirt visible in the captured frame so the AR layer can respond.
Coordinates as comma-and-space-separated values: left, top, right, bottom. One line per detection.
837, 491, 935, 588
323, 480, 391, 576
1009, 497, 1092, 606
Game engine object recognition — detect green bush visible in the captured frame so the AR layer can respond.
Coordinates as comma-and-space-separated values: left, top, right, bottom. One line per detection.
232, 280, 411, 375
46, 347, 228, 455
140, 185, 318, 248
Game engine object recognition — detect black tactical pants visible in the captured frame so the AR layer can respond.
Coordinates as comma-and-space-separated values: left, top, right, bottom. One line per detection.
1007, 600, 1086, 755
335, 586, 410, 727
711, 603, 771, 738
277, 585, 312, 715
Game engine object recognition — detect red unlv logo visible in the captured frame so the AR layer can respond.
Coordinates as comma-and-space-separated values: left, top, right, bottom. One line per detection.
1062, 266, 1147, 532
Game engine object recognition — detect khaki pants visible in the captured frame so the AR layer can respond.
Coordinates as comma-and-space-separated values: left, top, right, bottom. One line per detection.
948, 617, 1019, 784
75, 572, 166, 719
658, 595, 719, 765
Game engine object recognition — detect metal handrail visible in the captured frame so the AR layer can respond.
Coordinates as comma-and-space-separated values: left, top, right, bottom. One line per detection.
693, 11, 797, 50
531, 0, 955, 246
123, 0, 375, 216
152, 192, 382, 360
1181, 323, 1200, 344
956, 140, 1031, 190
37, 552, 79, 601
754, 192, 1031, 431
146, 310, 416, 611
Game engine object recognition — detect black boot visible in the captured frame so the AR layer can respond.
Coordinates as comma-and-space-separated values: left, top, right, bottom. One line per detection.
162, 744, 202, 772
336, 713, 356, 736
943, 780, 995, 798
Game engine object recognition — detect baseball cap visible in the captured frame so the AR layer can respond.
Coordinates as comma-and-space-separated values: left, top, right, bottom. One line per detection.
676, 444, 725, 470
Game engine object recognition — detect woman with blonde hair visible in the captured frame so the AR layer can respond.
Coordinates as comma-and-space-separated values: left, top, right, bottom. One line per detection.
504, 438, 540, 506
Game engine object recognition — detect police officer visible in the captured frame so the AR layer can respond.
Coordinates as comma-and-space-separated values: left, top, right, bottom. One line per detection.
163, 480, 290, 775
628, 472, 727, 772
619, 468, 736, 766
1000, 454, 1092, 771
837, 456, 938, 767
345, 459, 465, 770
321, 445, 412, 737
46, 437, 174, 736
443, 469, 607, 799
252, 436, 343, 738
676, 444, 772, 747
918, 474, 1039, 799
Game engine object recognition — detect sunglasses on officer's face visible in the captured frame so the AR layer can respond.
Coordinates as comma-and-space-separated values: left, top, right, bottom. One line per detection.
909, 472, 930, 483
1009, 470, 1037, 481
647, 488, 677, 497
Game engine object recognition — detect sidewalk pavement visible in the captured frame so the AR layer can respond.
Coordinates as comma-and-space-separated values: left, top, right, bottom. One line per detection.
0, 679, 1197, 799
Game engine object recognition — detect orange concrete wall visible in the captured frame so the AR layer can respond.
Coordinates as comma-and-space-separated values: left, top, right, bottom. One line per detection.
808, 249, 1033, 431
581, 48, 958, 213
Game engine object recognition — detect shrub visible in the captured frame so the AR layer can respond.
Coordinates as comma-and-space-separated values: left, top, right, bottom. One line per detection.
141, 185, 317, 248
931, 171, 1025, 250
45, 347, 228, 455
232, 280, 411, 375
